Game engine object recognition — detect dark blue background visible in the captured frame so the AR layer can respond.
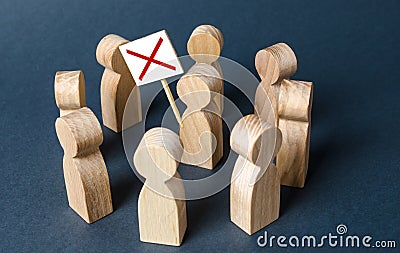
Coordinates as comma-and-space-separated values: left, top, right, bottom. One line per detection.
1, 0, 399, 252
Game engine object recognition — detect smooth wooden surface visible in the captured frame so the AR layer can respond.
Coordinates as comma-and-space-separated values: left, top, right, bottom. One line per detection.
254, 79, 279, 127
178, 62, 223, 169
277, 79, 313, 188
255, 43, 297, 85
55, 107, 113, 223
254, 43, 313, 188
96, 34, 142, 132
180, 105, 223, 169
161, 79, 182, 126
230, 114, 281, 168
134, 127, 186, 246
278, 79, 313, 122
187, 24, 224, 64
177, 63, 223, 109
56, 108, 103, 157
54, 70, 86, 116
178, 25, 224, 170
230, 114, 281, 235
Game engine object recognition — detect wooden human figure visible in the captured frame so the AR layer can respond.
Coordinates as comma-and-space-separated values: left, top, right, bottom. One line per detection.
254, 43, 297, 126
54, 70, 86, 116
230, 114, 282, 235
277, 80, 313, 188
254, 43, 313, 188
177, 24, 224, 169
55, 107, 113, 223
134, 127, 187, 246
96, 34, 142, 132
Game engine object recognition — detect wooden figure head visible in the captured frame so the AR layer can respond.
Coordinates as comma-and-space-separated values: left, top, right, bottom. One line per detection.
55, 107, 103, 158
230, 114, 282, 168
134, 127, 183, 183
187, 24, 224, 64
255, 43, 297, 85
177, 63, 223, 110
96, 34, 129, 73
54, 70, 86, 116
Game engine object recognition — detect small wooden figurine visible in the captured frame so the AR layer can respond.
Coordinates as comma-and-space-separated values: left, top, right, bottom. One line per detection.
230, 114, 282, 235
177, 63, 223, 169
254, 42, 297, 124
277, 79, 313, 188
134, 127, 186, 246
254, 42, 313, 188
55, 107, 113, 223
178, 25, 224, 169
54, 70, 86, 116
96, 34, 142, 132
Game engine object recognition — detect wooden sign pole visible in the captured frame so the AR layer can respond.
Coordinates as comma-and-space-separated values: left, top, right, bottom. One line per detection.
160, 78, 183, 127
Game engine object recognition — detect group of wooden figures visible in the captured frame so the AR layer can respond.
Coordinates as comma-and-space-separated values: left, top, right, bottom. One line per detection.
54, 24, 313, 246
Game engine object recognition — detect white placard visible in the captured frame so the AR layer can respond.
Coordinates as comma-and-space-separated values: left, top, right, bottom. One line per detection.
119, 30, 183, 86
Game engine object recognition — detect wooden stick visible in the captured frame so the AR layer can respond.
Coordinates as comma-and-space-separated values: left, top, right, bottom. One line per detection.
160, 78, 183, 127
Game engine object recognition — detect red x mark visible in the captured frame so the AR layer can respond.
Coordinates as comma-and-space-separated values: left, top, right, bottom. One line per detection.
126, 37, 176, 81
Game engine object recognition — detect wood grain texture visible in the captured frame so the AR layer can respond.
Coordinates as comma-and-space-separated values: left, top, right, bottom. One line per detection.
230, 114, 281, 168
278, 79, 313, 122
230, 156, 280, 235
276, 79, 313, 188
96, 34, 142, 132
178, 63, 223, 169
179, 103, 223, 169
255, 43, 297, 85
187, 24, 224, 64
54, 70, 86, 116
277, 119, 310, 188
63, 149, 112, 223
55, 107, 103, 157
55, 107, 113, 223
177, 63, 223, 110
134, 127, 186, 246
254, 79, 279, 127
230, 114, 281, 235
211, 61, 224, 113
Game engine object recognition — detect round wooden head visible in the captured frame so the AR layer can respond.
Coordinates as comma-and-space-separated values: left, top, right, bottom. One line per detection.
96, 34, 128, 72
230, 114, 282, 167
54, 70, 86, 110
134, 127, 183, 181
55, 107, 103, 157
177, 63, 223, 109
255, 43, 297, 85
187, 25, 224, 64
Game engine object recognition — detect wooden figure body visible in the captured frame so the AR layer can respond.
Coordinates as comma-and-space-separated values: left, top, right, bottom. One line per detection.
55, 107, 113, 223
254, 43, 313, 188
96, 34, 142, 132
134, 127, 186, 246
177, 63, 223, 169
230, 114, 282, 235
277, 79, 313, 188
54, 70, 86, 116
178, 24, 224, 170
